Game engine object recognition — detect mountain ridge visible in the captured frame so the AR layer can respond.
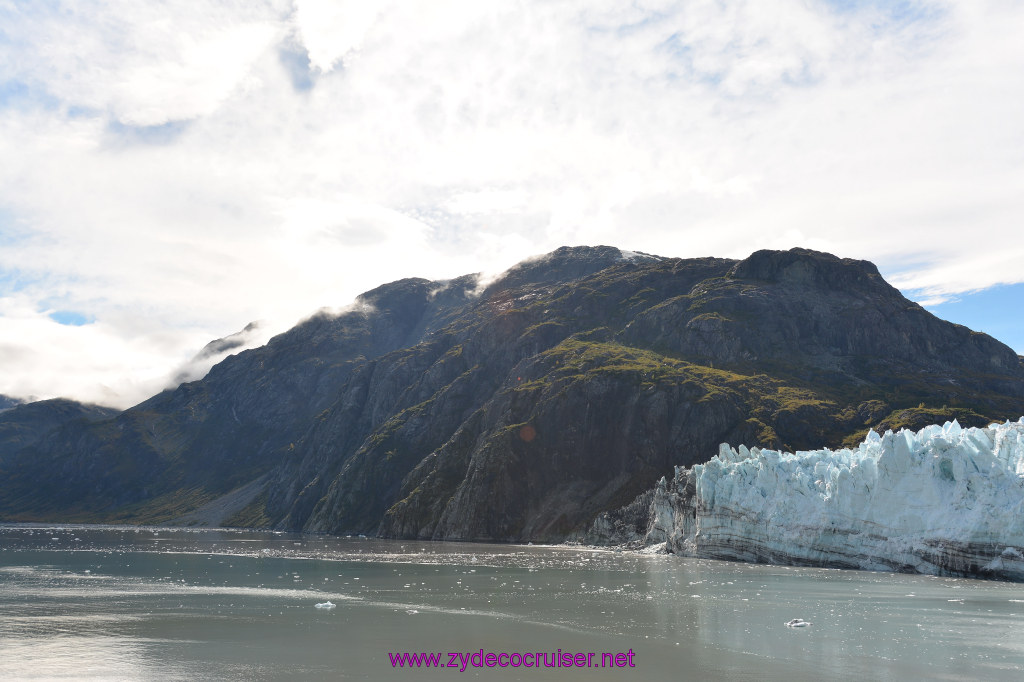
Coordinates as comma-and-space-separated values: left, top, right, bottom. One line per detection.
1, 246, 1022, 539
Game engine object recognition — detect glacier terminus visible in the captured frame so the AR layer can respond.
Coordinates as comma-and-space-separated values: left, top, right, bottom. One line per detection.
591, 418, 1024, 581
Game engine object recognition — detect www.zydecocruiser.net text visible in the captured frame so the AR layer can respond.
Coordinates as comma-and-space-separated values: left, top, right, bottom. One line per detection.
389, 649, 637, 671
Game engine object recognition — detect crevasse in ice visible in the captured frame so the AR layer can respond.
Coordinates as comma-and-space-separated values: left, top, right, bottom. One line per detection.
648, 417, 1024, 580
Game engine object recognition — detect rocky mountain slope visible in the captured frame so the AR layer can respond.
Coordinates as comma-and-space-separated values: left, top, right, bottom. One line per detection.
1, 246, 1022, 539
1, 399, 117, 461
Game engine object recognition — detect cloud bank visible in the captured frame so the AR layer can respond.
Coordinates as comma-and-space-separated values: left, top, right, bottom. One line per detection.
1, 0, 1022, 406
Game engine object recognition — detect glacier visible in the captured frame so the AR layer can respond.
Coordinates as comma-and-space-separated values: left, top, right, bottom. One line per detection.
592, 418, 1024, 581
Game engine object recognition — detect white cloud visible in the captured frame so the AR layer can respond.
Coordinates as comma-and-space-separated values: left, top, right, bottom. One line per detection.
110, 23, 281, 126
1, 0, 1023, 406
0, 294, 212, 406
293, 0, 383, 72
1, 2, 285, 125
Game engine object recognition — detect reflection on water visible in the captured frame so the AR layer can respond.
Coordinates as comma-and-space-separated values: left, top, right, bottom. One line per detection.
1, 524, 1023, 680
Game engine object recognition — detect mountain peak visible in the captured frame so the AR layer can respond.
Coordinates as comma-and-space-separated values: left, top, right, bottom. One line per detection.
483, 245, 628, 295
355, 277, 434, 308
730, 247, 882, 290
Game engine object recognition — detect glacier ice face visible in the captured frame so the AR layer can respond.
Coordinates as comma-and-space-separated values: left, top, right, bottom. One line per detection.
623, 418, 1024, 580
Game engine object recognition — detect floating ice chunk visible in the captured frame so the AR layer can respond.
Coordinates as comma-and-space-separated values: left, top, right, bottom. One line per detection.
314, 601, 336, 609
785, 619, 812, 627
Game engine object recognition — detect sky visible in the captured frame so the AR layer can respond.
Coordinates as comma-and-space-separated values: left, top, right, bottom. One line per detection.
0, 0, 1022, 409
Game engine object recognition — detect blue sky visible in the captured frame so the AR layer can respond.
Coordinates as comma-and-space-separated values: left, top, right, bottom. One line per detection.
0, 0, 1022, 406
923, 283, 1024, 355
47, 310, 92, 326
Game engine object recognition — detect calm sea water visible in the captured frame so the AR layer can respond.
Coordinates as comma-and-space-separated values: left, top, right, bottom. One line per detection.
1, 525, 1023, 680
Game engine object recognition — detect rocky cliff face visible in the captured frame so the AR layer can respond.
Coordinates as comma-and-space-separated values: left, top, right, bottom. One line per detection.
2, 246, 1023, 538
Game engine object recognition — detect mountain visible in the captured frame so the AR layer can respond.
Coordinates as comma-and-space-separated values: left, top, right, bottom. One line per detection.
0, 399, 120, 515
169, 321, 265, 386
1, 398, 118, 459
1, 246, 1022, 538
0, 395, 24, 412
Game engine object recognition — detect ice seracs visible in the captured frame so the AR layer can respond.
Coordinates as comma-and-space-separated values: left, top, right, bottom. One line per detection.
608, 417, 1024, 581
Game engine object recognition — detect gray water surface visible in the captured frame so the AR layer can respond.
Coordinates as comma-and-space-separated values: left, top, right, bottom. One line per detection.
2, 525, 1023, 680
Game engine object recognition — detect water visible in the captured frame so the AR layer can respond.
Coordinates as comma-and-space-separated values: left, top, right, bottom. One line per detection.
2, 525, 1023, 680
